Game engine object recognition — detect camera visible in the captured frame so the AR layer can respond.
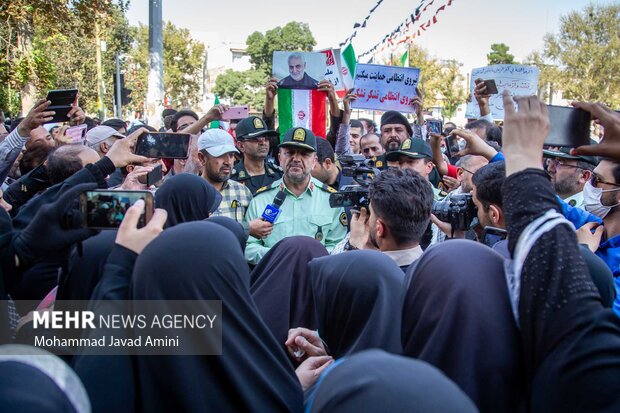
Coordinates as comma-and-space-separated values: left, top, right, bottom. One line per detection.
432, 194, 477, 231
329, 154, 379, 209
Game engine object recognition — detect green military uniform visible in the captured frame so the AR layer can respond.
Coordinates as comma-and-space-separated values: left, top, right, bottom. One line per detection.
244, 126, 347, 264
232, 115, 283, 194
231, 159, 283, 195
244, 177, 347, 264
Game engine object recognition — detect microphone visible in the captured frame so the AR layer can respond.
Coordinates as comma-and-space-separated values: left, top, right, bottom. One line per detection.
261, 190, 287, 224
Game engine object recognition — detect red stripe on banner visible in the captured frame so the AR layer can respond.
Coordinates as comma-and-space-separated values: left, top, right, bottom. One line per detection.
311, 90, 327, 138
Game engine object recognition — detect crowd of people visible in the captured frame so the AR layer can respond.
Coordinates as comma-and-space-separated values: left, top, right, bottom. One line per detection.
0, 66, 620, 412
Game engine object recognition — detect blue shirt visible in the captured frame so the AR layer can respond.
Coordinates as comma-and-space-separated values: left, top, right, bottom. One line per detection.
560, 198, 620, 315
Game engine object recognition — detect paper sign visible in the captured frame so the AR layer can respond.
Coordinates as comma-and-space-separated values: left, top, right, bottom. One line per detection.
465, 64, 540, 120
320, 49, 344, 92
350, 64, 420, 113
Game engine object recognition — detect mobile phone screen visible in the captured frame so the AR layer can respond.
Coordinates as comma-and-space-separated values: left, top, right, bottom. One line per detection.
446, 136, 461, 157
427, 120, 443, 135
45, 89, 79, 124
545, 106, 591, 148
134, 133, 191, 159
80, 190, 153, 229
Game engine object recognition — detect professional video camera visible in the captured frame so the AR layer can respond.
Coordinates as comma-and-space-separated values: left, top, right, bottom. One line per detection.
432, 194, 478, 232
329, 154, 380, 209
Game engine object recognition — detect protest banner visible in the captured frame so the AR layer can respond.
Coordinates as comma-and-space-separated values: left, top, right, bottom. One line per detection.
350, 63, 420, 113
465, 64, 540, 119
320, 49, 345, 93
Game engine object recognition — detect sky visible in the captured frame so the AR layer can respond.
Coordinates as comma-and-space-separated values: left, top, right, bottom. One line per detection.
125, 0, 610, 73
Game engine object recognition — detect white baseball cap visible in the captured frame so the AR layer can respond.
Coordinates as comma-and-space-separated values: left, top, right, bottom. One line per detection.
197, 129, 239, 157
85, 125, 125, 147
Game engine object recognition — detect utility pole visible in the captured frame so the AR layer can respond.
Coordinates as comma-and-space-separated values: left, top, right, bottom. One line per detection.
95, 19, 106, 120
146, 0, 164, 128
115, 53, 122, 118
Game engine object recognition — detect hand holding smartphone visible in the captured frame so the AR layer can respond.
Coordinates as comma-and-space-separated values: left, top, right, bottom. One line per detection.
221, 106, 249, 121
427, 119, 443, 135
45, 89, 79, 124
80, 190, 154, 229
137, 164, 163, 186
134, 132, 191, 159
544, 105, 592, 148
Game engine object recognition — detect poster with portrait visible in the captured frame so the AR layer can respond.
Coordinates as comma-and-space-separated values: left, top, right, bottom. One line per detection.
272, 51, 327, 90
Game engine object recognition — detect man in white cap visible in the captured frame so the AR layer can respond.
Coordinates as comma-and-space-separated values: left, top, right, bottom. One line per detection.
86, 125, 125, 158
197, 129, 253, 224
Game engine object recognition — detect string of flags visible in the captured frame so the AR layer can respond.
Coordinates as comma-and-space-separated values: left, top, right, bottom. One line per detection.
339, 0, 386, 47
357, 0, 455, 59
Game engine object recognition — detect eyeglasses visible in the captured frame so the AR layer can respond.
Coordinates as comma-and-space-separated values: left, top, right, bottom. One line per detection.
548, 159, 581, 170
459, 167, 474, 175
590, 174, 620, 188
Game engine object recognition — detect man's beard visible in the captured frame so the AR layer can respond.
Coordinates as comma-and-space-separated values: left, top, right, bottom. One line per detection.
206, 168, 230, 183
368, 228, 379, 249
385, 138, 401, 152
285, 164, 308, 184
553, 177, 580, 198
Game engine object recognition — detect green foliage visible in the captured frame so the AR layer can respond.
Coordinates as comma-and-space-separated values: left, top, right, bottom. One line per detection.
245, 22, 316, 75
213, 69, 266, 110
395, 45, 466, 119
487, 43, 516, 65
126, 22, 206, 111
539, 3, 620, 105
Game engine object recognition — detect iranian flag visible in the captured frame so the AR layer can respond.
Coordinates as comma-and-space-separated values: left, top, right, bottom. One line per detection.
340, 44, 357, 92
277, 89, 327, 140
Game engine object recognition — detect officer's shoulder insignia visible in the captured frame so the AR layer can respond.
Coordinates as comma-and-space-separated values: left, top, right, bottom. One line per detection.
402, 139, 412, 150
319, 183, 337, 193
376, 160, 384, 168
569, 199, 577, 207
339, 212, 348, 227
255, 186, 269, 195
238, 170, 246, 178
253, 117, 264, 129
293, 128, 306, 142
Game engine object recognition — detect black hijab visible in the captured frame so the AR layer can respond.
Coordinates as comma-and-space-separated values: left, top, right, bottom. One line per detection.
0, 345, 90, 413
56, 230, 117, 310
250, 236, 328, 350
308, 349, 478, 413
402, 240, 524, 413
206, 215, 248, 253
310, 250, 403, 358
131, 222, 303, 412
155, 173, 222, 227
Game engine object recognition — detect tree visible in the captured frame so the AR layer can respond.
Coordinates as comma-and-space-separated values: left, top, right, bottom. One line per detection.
524, 50, 562, 103
0, 0, 124, 114
395, 45, 466, 119
215, 22, 317, 108
125, 22, 206, 112
538, 3, 620, 106
213, 69, 265, 110
245, 22, 316, 75
487, 43, 515, 65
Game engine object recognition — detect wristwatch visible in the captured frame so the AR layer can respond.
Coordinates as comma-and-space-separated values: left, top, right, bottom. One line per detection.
343, 240, 359, 251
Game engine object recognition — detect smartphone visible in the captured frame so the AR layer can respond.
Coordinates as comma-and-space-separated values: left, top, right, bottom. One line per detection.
221, 106, 249, 121
137, 164, 163, 186
80, 190, 153, 230
65, 124, 87, 145
134, 132, 191, 159
544, 105, 591, 148
445, 135, 462, 158
427, 119, 443, 135
481, 226, 507, 247
45, 89, 78, 124
483, 79, 498, 95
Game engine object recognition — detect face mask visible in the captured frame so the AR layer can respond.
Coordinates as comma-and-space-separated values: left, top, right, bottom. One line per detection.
583, 181, 620, 218
441, 146, 447, 154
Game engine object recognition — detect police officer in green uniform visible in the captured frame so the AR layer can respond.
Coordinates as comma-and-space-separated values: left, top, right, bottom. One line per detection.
244, 127, 348, 265
231, 116, 283, 194
543, 146, 598, 209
